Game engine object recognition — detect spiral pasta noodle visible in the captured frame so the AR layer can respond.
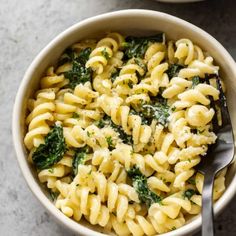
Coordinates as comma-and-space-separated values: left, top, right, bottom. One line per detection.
24, 32, 228, 235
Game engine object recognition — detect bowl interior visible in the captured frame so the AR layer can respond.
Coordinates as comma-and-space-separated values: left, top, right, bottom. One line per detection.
14, 10, 236, 236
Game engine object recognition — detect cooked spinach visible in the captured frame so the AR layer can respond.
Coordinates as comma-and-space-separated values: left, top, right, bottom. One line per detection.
106, 136, 115, 151
158, 87, 166, 96
123, 34, 164, 59
96, 115, 132, 145
140, 99, 170, 127
32, 125, 67, 170
134, 58, 147, 81
191, 76, 201, 88
57, 48, 74, 66
63, 47, 92, 89
134, 58, 147, 72
72, 146, 90, 176
111, 69, 120, 83
127, 166, 162, 207
101, 48, 110, 60
72, 112, 80, 118
187, 178, 196, 185
49, 190, 59, 201
96, 118, 107, 129
183, 189, 196, 200
166, 64, 184, 79
115, 125, 133, 145
130, 108, 150, 125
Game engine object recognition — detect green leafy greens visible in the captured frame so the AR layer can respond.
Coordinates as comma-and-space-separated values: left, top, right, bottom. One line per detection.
111, 69, 120, 83
187, 178, 196, 185
49, 190, 59, 201
101, 48, 110, 60
130, 108, 149, 126
72, 112, 80, 118
72, 146, 90, 176
127, 166, 162, 207
134, 58, 147, 81
166, 64, 184, 79
183, 189, 196, 200
32, 125, 67, 170
106, 136, 115, 151
191, 76, 201, 88
123, 34, 164, 59
96, 115, 132, 145
63, 47, 92, 89
140, 98, 171, 127
57, 48, 74, 66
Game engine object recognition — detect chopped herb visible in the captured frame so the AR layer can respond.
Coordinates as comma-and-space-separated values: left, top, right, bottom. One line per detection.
72, 146, 90, 176
72, 112, 80, 118
32, 125, 67, 170
123, 34, 164, 59
191, 76, 201, 88
101, 48, 110, 60
127, 166, 162, 207
183, 189, 196, 200
63, 47, 92, 89
106, 136, 115, 151
171, 106, 176, 112
171, 226, 177, 231
49, 190, 59, 201
166, 64, 184, 79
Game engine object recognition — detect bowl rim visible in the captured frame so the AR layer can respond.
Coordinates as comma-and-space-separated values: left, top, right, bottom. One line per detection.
12, 9, 236, 236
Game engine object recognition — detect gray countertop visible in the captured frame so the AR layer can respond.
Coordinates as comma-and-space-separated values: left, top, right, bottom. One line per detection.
1, 0, 236, 235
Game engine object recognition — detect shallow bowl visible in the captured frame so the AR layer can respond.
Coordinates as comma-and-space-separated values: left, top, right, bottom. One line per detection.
12, 9, 236, 236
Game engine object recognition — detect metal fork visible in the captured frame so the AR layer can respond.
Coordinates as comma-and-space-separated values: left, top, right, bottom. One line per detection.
197, 76, 235, 236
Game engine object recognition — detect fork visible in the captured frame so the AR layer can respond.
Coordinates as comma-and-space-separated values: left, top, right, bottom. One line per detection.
197, 75, 235, 236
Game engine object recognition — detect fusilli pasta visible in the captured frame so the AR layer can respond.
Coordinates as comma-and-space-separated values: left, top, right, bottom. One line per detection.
24, 32, 227, 235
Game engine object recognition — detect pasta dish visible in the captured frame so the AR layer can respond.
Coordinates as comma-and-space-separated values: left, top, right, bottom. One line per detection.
23, 32, 226, 235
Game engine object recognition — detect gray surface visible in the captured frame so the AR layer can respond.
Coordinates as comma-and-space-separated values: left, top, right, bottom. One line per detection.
1, 0, 236, 235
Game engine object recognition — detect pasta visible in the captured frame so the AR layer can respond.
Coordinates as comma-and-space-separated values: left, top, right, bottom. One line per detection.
24, 32, 227, 235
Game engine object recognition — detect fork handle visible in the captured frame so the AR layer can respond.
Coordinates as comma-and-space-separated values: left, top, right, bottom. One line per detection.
201, 173, 215, 236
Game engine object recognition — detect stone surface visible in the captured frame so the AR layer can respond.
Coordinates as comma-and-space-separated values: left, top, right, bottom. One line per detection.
1, 0, 236, 235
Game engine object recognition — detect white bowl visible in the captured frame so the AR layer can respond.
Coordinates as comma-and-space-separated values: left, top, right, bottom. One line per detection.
12, 9, 236, 236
